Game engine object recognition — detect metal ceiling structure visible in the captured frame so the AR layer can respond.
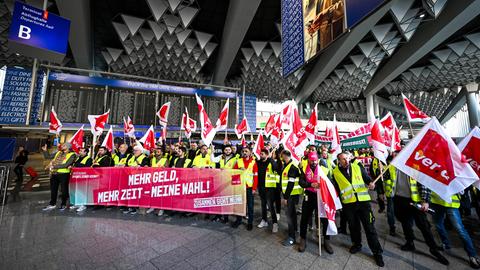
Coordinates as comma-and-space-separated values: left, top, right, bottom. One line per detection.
0, 0, 479, 124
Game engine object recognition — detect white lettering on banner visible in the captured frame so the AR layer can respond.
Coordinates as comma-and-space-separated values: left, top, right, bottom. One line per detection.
467, 158, 480, 174
182, 181, 210, 195
414, 151, 450, 181
18, 25, 31, 39
193, 195, 243, 208
151, 184, 181, 197
152, 170, 177, 183
120, 188, 143, 200
128, 173, 151, 185
97, 190, 119, 203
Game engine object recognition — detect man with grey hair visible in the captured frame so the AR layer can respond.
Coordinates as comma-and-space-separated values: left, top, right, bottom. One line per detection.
41, 142, 76, 211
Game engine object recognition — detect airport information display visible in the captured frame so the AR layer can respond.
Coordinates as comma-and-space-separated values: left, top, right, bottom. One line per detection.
282, 0, 386, 77
238, 94, 257, 130
8, 1, 70, 63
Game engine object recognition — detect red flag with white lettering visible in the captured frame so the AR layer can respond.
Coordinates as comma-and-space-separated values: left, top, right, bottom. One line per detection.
371, 119, 389, 164
216, 99, 229, 131
139, 125, 156, 151
156, 102, 171, 127
101, 126, 114, 152
123, 116, 135, 138
279, 100, 293, 128
241, 135, 247, 148
195, 94, 216, 146
316, 165, 342, 235
264, 114, 277, 137
235, 117, 251, 139
88, 110, 110, 136
253, 132, 265, 159
49, 106, 62, 135
282, 130, 301, 163
457, 126, 480, 189
305, 104, 318, 143
402, 93, 431, 123
290, 104, 308, 157
391, 117, 479, 201
68, 125, 84, 154
330, 115, 341, 160
380, 112, 401, 152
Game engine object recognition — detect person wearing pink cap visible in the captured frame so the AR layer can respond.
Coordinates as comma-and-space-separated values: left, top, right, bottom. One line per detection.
297, 151, 334, 254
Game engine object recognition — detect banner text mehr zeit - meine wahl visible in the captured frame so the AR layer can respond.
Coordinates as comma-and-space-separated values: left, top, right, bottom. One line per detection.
69, 167, 247, 216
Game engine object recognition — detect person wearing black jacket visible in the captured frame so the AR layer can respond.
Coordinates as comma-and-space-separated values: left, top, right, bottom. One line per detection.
92, 147, 113, 167
12, 146, 28, 200
73, 147, 92, 168
256, 148, 282, 232
281, 150, 303, 246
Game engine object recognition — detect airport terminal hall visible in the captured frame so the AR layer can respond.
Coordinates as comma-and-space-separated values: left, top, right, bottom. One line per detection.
2, 0, 480, 269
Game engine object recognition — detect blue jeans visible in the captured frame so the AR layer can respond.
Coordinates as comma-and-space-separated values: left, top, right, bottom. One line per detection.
432, 205, 477, 257
386, 197, 396, 230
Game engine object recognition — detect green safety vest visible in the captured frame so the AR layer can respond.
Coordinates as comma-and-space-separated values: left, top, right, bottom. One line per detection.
281, 162, 303, 195
237, 158, 255, 187
173, 157, 192, 168
151, 156, 168, 167
384, 165, 396, 198
333, 163, 371, 204
54, 152, 75, 173
371, 158, 379, 175
79, 155, 91, 165
127, 154, 146, 167
192, 155, 212, 168
431, 193, 460, 208
265, 163, 280, 188
113, 153, 131, 165
220, 156, 237, 169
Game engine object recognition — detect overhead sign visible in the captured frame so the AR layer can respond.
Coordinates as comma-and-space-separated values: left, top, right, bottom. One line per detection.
8, 1, 70, 63
49, 72, 237, 99
345, 0, 385, 28
281, 0, 305, 77
238, 94, 257, 130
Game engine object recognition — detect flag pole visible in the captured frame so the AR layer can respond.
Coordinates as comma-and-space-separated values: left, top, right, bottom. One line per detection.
317, 174, 322, 256
408, 122, 415, 139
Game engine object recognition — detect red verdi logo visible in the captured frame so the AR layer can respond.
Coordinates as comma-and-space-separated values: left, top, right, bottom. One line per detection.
405, 129, 455, 185
462, 136, 480, 177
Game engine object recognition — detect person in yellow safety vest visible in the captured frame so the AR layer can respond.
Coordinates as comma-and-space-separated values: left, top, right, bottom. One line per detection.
92, 147, 114, 167
430, 191, 480, 268
256, 148, 282, 233
231, 147, 258, 231
392, 169, 449, 265
320, 148, 334, 178
41, 142, 76, 211
124, 145, 149, 215
332, 152, 384, 267
171, 146, 192, 168
298, 152, 334, 254
369, 157, 386, 214
192, 145, 213, 168
382, 153, 397, 236
150, 147, 169, 168
280, 150, 303, 247
112, 143, 132, 166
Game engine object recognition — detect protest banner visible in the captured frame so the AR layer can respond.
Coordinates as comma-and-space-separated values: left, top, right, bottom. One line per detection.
70, 167, 246, 216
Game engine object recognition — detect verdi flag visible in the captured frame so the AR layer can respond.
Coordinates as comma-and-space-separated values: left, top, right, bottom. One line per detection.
371, 119, 388, 164
88, 110, 110, 136
68, 125, 84, 154
235, 117, 251, 139
216, 99, 229, 131
123, 116, 135, 138
330, 115, 341, 160
264, 114, 277, 137
315, 165, 342, 235
49, 106, 62, 135
101, 126, 114, 152
156, 102, 171, 127
195, 94, 216, 146
391, 117, 479, 201
253, 132, 265, 160
457, 126, 480, 188
305, 103, 318, 143
139, 125, 156, 151
402, 93, 431, 123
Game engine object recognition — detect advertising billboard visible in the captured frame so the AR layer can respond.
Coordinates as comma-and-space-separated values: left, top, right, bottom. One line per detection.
8, 1, 70, 63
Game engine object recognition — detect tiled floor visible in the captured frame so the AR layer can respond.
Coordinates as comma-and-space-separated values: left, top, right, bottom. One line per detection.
0, 191, 478, 269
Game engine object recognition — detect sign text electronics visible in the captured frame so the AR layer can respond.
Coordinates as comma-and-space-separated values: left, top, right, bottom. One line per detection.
8, 1, 70, 63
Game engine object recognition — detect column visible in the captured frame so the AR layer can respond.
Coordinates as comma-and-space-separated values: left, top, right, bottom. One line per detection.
465, 83, 480, 128
374, 98, 380, 119
366, 94, 375, 123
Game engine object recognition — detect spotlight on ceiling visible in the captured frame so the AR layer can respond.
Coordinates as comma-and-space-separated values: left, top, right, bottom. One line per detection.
419, 13, 426, 18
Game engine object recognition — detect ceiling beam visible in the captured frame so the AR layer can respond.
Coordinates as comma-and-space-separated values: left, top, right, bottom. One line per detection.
374, 95, 405, 115
211, 0, 262, 85
363, 0, 480, 97
294, 0, 397, 104
56, 0, 93, 69
439, 87, 467, 124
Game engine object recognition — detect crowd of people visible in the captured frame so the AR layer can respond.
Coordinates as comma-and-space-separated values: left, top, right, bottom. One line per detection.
35, 138, 480, 268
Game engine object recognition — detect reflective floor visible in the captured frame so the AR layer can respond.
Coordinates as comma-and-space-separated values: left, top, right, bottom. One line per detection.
0, 191, 478, 270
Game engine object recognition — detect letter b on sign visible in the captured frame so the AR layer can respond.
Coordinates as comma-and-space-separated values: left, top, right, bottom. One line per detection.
18, 25, 31, 39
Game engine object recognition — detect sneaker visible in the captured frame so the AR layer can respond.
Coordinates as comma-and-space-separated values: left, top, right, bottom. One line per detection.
130, 209, 137, 215
349, 245, 362, 254
157, 210, 164, 216
76, 205, 87, 212
59, 205, 67, 211
146, 208, 155, 214
272, 223, 278, 233
374, 254, 385, 267
430, 248, 449, 265
401, 242, 416, 251
470, 257, 480, 269
282, 237, 295, 247
42, 205, 56, 211
247, 224, 253, 231
257, 220, 268, 228
276, 213, 280, 221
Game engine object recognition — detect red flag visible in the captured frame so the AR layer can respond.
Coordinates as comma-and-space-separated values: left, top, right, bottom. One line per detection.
241, 135, 247, 148
392, 117, 479, 201
290, 104, 308, 157
279, 100, 293, 128
380, 112, 401, 152
270, 114, 283, 140
195, 94, 216, 146
216, 99, 229, 131
371, 119, 388, 164
88, 110, 110, 136
457, 127, 480, 188
181, 107, 197, 139
402, 93, 431, 123
49, 106, 62, 135
305, 104, 318, 142
235, 117, 251, 139
253, 132, 265, 159
330, 115, 341, 160
156, 102, 171, 127
316, 166, 342, 235
123, 116, 135, 138
324, 125, 333, 137
264, 114, 277, 137
101, 126, 114, 152
282, 130, 301, 163
68, 125, 84, 154
139, 125, 156, 150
